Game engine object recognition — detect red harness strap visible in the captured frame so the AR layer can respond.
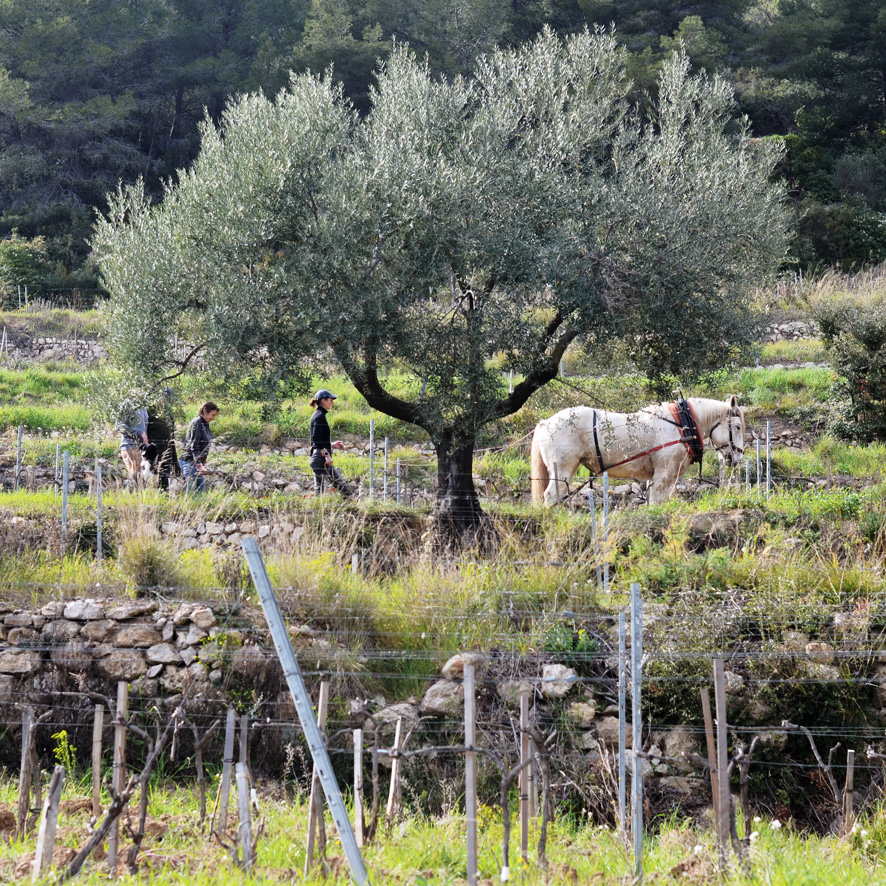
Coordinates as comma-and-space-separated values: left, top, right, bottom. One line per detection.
592, 401, 704, 473
668, 400, 705, 464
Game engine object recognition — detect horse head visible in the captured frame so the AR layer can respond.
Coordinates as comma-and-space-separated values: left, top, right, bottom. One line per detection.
708, 395, 745, 468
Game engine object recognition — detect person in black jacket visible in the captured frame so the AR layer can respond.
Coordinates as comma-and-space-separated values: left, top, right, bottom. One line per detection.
308, 389, 353, 496
179, 401, 219, 492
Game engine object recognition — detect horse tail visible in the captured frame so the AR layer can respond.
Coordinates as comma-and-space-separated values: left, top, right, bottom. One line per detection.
530, 427, 548, 503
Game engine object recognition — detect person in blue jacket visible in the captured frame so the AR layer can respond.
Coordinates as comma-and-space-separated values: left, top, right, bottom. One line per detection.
308, 390, 353, 496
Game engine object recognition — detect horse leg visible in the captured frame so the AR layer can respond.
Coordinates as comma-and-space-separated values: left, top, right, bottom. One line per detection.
544, 457, 580, 505
648, 466, 681, 504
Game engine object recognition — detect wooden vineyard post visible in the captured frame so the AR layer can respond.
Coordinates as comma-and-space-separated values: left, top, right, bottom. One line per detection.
353, 729, 365, 847
32, 765, 65, 882
216, 707, 236, 839
465, 663, 478, 886
843, 750, 856, 837
108, 681, 129, 874
92, 704, 104, 818
305, 681, 330, 876
713, 660, 731, 872
16, 707, 35, 838
385, 717, 403, 826
236, 763, 255, 870
519, 690, 531, 864
700, 689, 720, 843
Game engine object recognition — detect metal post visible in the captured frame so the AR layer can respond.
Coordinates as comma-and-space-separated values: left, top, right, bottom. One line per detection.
368, 419, 375, 501
765, 421, 771, 498
241, 537, 369, 885
508, 370, 514, 394
756, 438, 761, 493
95, 460, 103, 562
603, 473, 610, 594
630, 583, 643, 879
15, 425, 22, 491
61, 452, 69, 554
396, 457, 402, 505
464, 663, 478, 886
618, 612, 626, 838
383, 437, 389, 501
589, 488, 602, 590
353, 729, 364, 846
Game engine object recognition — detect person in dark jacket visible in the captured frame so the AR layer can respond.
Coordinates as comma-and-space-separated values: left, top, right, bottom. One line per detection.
308, 390, 353, 496
143, 410, 180, 492
179, 401, 219, 492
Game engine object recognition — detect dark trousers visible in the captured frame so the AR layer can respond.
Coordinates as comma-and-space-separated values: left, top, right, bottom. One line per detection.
309, 454, 353, 496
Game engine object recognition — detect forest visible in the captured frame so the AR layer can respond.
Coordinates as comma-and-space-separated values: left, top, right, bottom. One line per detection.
1, 0, 885, 293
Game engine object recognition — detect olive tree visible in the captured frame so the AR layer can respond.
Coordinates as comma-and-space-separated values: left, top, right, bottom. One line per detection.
94, 29, 790, 546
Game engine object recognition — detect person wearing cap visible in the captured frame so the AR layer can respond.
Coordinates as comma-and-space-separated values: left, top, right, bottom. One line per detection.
308, 390, 353, 496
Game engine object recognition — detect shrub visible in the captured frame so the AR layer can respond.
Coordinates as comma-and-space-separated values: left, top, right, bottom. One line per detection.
810, 291, 886, 443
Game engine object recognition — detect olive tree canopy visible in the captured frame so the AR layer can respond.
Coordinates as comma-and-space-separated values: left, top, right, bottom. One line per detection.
94, 28, 790, 545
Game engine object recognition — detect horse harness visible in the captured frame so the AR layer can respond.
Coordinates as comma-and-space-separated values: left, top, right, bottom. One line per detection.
590, 399, 705, 475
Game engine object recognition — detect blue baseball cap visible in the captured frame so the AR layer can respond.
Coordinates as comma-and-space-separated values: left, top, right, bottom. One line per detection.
314, 389, 337, 400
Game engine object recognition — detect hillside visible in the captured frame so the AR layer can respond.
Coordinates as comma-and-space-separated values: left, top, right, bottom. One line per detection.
2, 277, 886, 881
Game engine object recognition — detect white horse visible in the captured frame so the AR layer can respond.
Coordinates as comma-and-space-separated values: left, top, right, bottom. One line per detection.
531, 396, 745, 505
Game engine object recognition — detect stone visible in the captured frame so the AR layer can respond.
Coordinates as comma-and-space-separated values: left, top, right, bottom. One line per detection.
595, 716, 631, 749
96, 650, 147, 681
64, 600, 105, 621
161, 622, 175, 642
225, 523, 239, 533
496, 680, 532, 708
803, 661, 841, 681
40, 602, 66, 619
441, 652, 486, 680
172, 604, 195, 626
420, 680, 464, 716
0, 674, 16, 701
115, 625, 163, 648
365, 703, 419, 735
180, 647, 198, 666
539, 664, 578, 698
106, 601, 158, 620
805, 641, 835, 664
209, 668, 223, 684
205, 521, 224, 535
659, 776, 694, 794
7, 627, 36, 645
182, 537, 200, 551
258, 525, 271, 539
724, 671, 745, 693
146, 664, 164, 679
160, 667, 185, 693
4, 612, 33, 627
190, 607, 217, 629
50, 642, 93, 671
161, 522, 179, 534
578, 733, 602, 757
567, 701, 596, 727
661, 726, 696, 772
182, 625, 208, 646
0, 649, 41, 674
81, 619, 117, 643
146, 643, 182, 665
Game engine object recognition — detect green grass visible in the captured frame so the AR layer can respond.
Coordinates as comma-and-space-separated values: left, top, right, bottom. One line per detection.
3, 776, 886, 884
